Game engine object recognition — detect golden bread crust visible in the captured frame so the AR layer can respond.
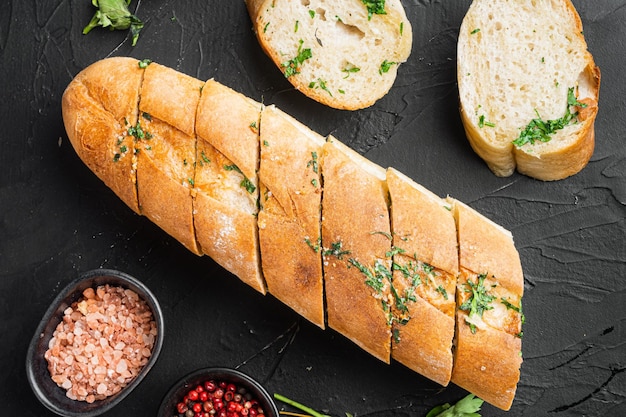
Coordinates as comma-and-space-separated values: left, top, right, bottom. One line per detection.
63, 57, 528, 410
386, 168, 457, 385
450, 196, 524, 410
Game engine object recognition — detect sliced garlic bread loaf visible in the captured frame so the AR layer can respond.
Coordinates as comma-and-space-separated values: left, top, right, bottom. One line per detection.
457, 0, 600, 180
63, 58, 526, 410
245, 0, 412, 110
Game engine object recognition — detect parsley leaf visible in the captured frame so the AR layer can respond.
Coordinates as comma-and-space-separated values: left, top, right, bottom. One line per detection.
426, 394, 484, 417
83, 0, 144, 46
282, 39, 312, 78
361, 0, 387, 20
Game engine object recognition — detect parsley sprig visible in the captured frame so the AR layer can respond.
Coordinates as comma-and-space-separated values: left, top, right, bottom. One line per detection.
513, 87, 588, 147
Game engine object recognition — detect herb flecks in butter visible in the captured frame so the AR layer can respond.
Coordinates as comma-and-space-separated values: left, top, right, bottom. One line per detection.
379, 59, 397, 75
459, 273, 496, 334
224, 164, 256, 194
513, 87, 588, 147
282, 39, 312, 78
361, 0, 387, 20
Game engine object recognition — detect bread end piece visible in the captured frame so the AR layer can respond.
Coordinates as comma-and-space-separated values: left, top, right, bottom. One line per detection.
457, 0, 600, 180
448, 198, 524, 410
62, 57, 144, 214
247, 0, 412, 110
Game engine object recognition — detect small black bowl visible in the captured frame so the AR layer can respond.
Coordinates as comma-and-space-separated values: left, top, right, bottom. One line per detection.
158, 367, 280, 417
26, 268, 165, 417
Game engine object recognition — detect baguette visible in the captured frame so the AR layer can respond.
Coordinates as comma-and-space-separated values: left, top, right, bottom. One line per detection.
245, 0, 412, 110
457, 0, 600, 180
62, 57, 525, 410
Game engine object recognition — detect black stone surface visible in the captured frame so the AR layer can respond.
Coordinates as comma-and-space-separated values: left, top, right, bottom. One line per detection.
1, 1, 625, 416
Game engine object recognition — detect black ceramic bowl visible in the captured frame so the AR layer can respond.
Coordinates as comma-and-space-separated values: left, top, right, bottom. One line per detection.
158, 367, 279, 417
26, 268, 165, 417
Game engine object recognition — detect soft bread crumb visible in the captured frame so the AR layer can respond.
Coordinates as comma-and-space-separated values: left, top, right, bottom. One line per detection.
458, 0, 600, 180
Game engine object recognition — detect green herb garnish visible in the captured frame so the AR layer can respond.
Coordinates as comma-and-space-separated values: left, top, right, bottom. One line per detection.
127, 120, 149, 140
425, 394, 484, 417
83, 0, 144, 46
478, 114, 495, 128
459, 273, 496, 334
379, 59, 397, 75
361, 0, 387, 20
274, 394, 334, 417
309, 79, 333, 96
322, 241, 351, 260
501, 297, 525, 326
307, 151, 319, 174
513, 87, 588, 147
304, 237, 321, 253
282, 39, 312, 78
342, 65, 360, 78
138, 59, 151, 69
224, 164, 256, 194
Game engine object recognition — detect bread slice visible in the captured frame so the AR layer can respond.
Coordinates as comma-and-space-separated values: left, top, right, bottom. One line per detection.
457, 0, 600, 180
135, 62, 203, 255
194, 80, 265, 293
245, 0, 412, 110
448, 198, 524, 411
61, 57, 144, 214
257, 105, 326, 327
386, 168, 457, 386
320, 137, 392, 362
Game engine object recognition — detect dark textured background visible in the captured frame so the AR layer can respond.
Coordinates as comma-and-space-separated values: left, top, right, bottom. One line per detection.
1, 1, 625, 416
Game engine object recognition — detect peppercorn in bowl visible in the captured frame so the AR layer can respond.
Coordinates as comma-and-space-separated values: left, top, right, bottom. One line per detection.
26, 268, 165, 417
158, 367, 280, 417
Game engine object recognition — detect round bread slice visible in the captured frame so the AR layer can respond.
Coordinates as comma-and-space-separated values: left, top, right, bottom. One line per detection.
457, 0, 600, 180
246, 0, 412, 110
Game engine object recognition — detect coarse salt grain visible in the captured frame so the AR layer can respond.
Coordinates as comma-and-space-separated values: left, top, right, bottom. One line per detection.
44, 284, 156, 402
